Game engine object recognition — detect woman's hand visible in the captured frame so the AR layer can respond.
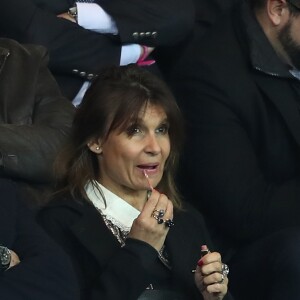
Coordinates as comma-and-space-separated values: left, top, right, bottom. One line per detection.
194, 251, 228, 300
128, 189, 173, 251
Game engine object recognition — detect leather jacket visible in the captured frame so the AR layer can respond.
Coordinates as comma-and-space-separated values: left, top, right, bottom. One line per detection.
0, 38, 75, 184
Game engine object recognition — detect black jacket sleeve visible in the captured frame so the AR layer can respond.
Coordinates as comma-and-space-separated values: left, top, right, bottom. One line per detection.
0, 0, 195, 76
0, 179, 79, 300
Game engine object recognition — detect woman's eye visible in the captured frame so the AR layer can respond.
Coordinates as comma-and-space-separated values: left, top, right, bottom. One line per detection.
156, 125, 169, 134
127, 125, 141, 136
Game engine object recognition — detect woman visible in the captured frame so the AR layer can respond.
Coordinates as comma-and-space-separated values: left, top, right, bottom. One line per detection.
38, 65, 231, 300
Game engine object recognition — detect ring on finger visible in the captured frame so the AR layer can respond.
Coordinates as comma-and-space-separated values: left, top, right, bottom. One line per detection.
152, 214, 164, 224
222, 263, 230, 277
152, 209, 165, 218
164, 219, 174, 228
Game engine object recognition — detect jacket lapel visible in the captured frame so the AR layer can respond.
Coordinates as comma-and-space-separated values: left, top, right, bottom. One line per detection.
254, 74, 300, 146
69, 202, 121, 268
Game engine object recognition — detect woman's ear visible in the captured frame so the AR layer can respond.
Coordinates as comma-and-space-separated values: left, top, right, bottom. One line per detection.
87, 140, 102, 154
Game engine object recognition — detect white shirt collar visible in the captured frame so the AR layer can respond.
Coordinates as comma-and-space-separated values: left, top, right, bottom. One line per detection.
85, 181, 140, 230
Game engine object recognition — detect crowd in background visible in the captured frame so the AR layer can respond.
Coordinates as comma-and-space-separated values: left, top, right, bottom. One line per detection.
1, 0, 300, 299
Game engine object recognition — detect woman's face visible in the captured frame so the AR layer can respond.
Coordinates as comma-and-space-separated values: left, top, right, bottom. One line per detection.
96, 104, 170, 197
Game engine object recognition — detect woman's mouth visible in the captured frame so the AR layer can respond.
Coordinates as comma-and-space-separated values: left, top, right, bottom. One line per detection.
137, 164, 159, 173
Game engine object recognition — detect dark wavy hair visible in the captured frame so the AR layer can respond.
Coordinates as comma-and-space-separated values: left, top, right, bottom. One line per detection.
54, 65, 184, 209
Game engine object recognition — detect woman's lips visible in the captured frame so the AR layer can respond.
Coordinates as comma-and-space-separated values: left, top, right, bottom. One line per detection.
137, 164, 159, 174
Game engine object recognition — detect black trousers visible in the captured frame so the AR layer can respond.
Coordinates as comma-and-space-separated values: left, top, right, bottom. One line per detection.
229, 228, 300, 300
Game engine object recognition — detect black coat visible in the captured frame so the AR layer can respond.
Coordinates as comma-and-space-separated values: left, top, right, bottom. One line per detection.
0, 38, 74, 184
171, 2, 300, 255
0, 0, 195, 99
0, 179, 79, 299
38, 196, 232, 300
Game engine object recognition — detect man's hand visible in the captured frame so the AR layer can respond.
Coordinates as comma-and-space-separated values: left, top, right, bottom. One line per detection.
8, 250, 20, 269
57, 13, 76, 23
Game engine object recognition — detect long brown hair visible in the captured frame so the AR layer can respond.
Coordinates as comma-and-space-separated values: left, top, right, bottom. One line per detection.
54, 65, 184, 209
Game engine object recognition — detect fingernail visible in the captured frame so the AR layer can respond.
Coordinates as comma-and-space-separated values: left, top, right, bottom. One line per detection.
197, 259, 204, 267
201, 245, 210, 257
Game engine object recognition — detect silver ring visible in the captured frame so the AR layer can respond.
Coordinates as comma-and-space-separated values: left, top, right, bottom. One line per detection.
152, 209, 165, 218
222, 263, 229, 277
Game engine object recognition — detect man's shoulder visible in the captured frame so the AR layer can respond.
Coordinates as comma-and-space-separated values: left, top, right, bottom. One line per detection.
0, 38, 48, 62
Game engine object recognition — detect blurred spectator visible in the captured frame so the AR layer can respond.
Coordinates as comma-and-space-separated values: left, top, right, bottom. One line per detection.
0, 38, 74, 205
155, 0, 238, 78
0, 0, 195, 103
0, 178, 79, 300
169, 0, 300, 299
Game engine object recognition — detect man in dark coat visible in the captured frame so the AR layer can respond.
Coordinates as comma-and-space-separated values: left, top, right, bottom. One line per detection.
170, 0, 300, 299
0, 38, 74, 204
155, 0, 238, 78
0, 179, 79, 299
0, 0, 194, 100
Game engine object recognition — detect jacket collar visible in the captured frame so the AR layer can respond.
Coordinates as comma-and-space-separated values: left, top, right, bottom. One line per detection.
62, 199, 121, 268
0, 47, 10, 75
240, 1, 295, 79
234, 2, 300, 146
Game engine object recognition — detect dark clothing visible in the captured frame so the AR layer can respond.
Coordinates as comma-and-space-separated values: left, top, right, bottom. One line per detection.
228, 228, 300, 300
0, 38, 74, 185
156, 0, 238, 79
172, 0, 300, 252
38, 196, 232, 300
170, 2, 300, 299
0, 0, 195, 99
0, 179, 79, 299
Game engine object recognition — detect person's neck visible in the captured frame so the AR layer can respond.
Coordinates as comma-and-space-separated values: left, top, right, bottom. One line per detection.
117, 190, 148, 211
255, 9, 294, 69
100, 181, 148, 211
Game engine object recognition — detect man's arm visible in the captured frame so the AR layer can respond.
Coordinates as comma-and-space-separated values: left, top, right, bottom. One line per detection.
0, 0, 120, 75
97, 0, 195, 46
0, 42, 75, 182
0, 180, 78, 300
0, 0, 194, 77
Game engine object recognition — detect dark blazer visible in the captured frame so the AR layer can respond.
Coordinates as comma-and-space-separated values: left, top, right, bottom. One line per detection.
38, 196, 232, 300
170, 2, 300, 254
0, 38, 74, 184
156, 0, 238, 80
0, 0, 195, 99
0, 179, 79, 299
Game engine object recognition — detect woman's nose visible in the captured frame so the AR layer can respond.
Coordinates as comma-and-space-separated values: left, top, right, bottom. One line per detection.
144, 134, 161, 155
